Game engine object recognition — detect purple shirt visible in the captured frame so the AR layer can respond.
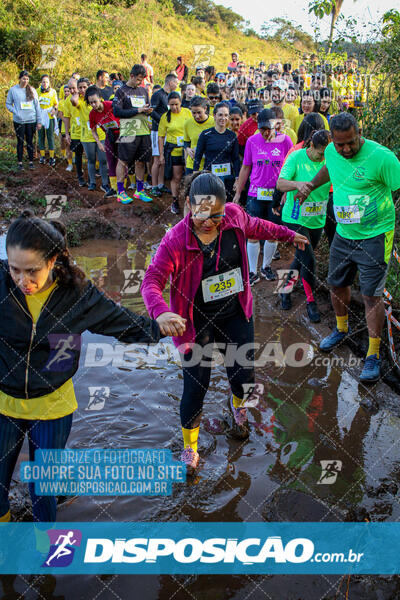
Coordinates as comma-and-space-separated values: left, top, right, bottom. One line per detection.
243, 133, 293, 197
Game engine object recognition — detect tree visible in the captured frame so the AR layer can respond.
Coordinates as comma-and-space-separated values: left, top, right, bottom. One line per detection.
309, 0, 353, 53
261, 17, 314, 50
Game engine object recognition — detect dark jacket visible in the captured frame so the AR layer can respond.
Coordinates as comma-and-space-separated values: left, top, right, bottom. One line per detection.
150, 88, 168, 132
0, 260, 160, 399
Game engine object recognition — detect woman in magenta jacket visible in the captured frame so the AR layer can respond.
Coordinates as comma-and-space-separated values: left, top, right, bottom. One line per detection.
141, 172, 308, 474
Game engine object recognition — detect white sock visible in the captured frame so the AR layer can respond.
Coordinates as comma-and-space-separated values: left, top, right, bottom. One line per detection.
262, 241, 278, 269
247, 241, 260, 274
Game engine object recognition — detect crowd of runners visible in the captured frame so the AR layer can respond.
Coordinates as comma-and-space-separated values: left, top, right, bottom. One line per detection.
1, 50, 400, 511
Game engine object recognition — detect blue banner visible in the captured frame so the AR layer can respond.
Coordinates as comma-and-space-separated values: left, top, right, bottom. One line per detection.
0, 522, 399, 574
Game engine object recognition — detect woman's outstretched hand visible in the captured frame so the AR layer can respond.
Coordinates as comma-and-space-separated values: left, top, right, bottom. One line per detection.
157, 312, 187, 337
292, 233, 309, 251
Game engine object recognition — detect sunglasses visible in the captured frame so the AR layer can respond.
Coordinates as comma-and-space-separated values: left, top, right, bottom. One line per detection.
193, 212, 225, 222
208, 95, 220, 100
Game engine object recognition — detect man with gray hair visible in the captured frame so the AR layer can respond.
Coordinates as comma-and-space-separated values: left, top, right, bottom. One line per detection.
296, 112, 400, 383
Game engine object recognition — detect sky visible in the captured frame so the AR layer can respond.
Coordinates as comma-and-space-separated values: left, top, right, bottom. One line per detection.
216, 0, 396, 39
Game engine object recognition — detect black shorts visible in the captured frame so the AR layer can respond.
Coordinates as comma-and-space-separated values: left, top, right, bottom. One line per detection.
327, 231, 394, 297
171, 155, 185, 167
117, 135, 152, 164
246, 195, 281, 225
70, 139, 82, 152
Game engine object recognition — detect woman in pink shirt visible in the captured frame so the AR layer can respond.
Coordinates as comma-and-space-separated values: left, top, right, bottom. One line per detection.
141, 172, 308, 474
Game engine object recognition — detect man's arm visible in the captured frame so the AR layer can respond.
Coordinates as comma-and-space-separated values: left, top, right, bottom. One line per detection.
295, 165, 330, 202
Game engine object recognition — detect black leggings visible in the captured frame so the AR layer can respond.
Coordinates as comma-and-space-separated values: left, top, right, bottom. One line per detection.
70, 139, 84, 179
180, 311, 255, 429
324, 192, 337, 247
13, 121, 36, 162
283, 222, 323, 290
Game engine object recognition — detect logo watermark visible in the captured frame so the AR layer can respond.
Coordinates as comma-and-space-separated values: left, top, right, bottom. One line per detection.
317, 460, 342, 485
86, 386, 110, 411
39, 44, 62, 70
44, 195, 67, 219
43, 529, 81, 568
121, 269, 145, 294
191, 45, 215, 69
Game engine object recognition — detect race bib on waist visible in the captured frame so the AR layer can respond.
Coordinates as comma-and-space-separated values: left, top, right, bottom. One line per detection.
301, 201, 327, 217
334, 205, 361, 224
21, 101, 33, 110
102, 120, 118, 130
257, 188, 274, 201
202, 267, 243, 303
211, 163, 231, 177
130, 96, 146, 108
176, 135, 184, 147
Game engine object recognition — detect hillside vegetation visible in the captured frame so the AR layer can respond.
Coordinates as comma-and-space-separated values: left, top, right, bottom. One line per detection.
0, 0, 293, 89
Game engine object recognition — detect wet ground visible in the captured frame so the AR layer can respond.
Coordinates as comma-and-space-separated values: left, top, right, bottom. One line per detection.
2, 225, 400, 598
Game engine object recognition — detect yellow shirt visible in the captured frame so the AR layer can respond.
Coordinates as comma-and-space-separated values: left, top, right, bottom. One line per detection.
283, 126, 297, 145
0, 282, 77, 420
183, 114, 214, 169
62, 96, 81, 140
294, 112, 329, 134
37, 87, 58, 119
58, 99, 66, 134
77, 97, 106, 143
59, 86, 66, 100
158, 108, 191, 157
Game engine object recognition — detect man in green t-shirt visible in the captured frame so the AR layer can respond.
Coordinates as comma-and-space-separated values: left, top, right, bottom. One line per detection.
296, 112, 400, 383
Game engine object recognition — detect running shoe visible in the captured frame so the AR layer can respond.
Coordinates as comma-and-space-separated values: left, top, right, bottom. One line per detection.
272, 248, 281, 260
49, 157, 56, 167
159, 184, 171, 194
66, 164, 73, 172
88, 184, 96, 191
180, 445, 199, 476
29, 162, 34, 170
17, 163, 23, 171
39, 157, 46, 165
133, 191, 153, 203
170, 200, 180, 214
306, 301, 321, 323
117, 191, 133, 204
100, 185, 108, 193
260, 266, 277, 281
95, 169, 100, 177
104, 188, 117, 198
249, 271, 260, 286
151, 186, 162, 197
228, 396, 250, 440
280, 293, 292, 310
143, 181, 152, 190
78, 177, 86, 187
359, 354, 381, 383
319, 326, 350, 352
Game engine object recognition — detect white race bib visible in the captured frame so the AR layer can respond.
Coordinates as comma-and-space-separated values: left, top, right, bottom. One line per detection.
301, 201, 327, 217
202, 267, 243, 303
102, 120, 119, 130
211, 163, 231, 177
21, 101, 33, 110
334, 205, 361, 224
257, 188, 274, 201
176, 135, 184, 147
130, 96, 146, 108
76, 117, 80, 125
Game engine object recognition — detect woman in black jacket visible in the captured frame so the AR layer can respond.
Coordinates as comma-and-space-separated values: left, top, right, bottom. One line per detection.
0, 210, 163, 523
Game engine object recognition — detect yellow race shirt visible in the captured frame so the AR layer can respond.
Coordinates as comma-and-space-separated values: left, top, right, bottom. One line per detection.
58, 99, 66, 134
76, 97, 106, 143
183, 114, 214, 169
158, 107, 191, 157
62, 96, 81, 140
37, 87, 58, 119
0, 282, 77, 420
294, 112, 329, 134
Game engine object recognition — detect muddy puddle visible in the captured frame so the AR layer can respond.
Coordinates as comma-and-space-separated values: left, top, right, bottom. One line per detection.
1, 234, 400, 598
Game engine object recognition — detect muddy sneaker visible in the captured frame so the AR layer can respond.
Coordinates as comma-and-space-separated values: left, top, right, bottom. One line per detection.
17, 162, 23, 171
359, 354, 381, 384
118, 191, 133, 204
249, 271, 260, 286
260, 266, 277, 281
39, 156, 46, 165
171, 199, 180, 214
78, 177, 86, 187
151, 186, 162, 197
280, 292, 292, 310
29, 162, 35, 170
228, 396, 250, 440
133, 191, 153, 203
160, 184, 171, 194
319, 326, 350, 352
66, 163, 73, 172
49, 157, 56, 167
306, 301, 321, 323
143, 180, 152, 190
180, 445, 199, 476
272, 248, 281, 260
104, 188, 117, 198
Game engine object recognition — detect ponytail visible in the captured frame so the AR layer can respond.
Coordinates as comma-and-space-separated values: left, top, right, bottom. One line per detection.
19, 70, 34, 101
6, 210, 86, 290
